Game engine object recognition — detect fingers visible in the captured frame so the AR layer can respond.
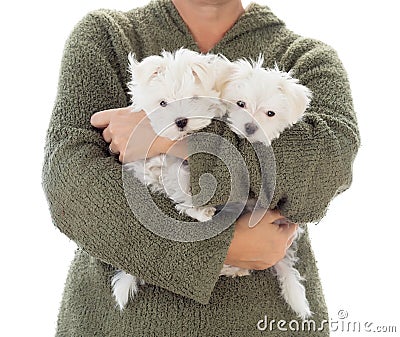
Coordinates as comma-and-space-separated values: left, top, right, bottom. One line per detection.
91, 107, 134, 157
282, 222, 298, 249
273, 218, 298, 250
90, 107, 133, 128
281, 221, 298, 237
272, 216, 297, 231
90, 109, 114, 128
102, 125, 114, 143
108, 143, 120, 156
286, 231, 297, 248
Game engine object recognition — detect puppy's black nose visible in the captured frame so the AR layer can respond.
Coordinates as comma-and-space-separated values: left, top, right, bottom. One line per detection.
244, 123, 258, 135
175, 118, 188, 129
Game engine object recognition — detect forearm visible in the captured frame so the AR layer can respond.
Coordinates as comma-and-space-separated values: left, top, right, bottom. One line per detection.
166, 138, 188, 160
42, 11, 233, 304
188, 38, 360, 224
43, 118, 234, 304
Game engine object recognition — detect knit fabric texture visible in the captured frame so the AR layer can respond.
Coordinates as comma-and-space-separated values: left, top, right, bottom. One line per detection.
42, 0, 360, 336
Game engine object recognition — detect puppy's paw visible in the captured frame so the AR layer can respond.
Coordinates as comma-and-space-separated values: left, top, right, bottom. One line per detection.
236, 269, 252, 277
184, 207, 215, 222
220, 264, 251, 277
196, 206, 216, 222
203, 207, 216, 218
195, 213, 213, 222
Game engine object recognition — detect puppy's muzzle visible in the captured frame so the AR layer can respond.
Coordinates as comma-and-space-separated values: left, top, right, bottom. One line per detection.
175, 117, 188, 130
244, 122, 258, 135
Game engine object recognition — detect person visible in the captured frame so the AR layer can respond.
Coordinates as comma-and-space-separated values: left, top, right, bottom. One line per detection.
42, 0, 360, 335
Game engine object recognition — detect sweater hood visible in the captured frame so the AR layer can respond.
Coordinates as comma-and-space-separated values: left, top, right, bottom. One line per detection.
150, 0, 285, 48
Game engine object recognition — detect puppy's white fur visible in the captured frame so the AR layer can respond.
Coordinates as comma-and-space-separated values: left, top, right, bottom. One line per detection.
220, 57, 310, 143
220, 57, 313, 320
112, 49, 224, 310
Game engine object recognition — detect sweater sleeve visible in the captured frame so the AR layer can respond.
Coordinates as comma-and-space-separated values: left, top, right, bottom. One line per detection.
267, 37, 360, 223
189, 37, 360, 224
42, 11, 233, 304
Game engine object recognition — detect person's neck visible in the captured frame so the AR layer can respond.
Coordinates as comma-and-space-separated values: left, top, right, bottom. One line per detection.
171, 0, 245, 53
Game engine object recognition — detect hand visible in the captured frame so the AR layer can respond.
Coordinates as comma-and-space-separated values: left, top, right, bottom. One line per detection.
224, 209, 298, 270
90, 107, 187, 163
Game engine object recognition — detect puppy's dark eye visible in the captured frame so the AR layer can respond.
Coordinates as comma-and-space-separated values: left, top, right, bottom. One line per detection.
160, 100, 168, 107
236, 100, 246, 108
266, 110, 275, 117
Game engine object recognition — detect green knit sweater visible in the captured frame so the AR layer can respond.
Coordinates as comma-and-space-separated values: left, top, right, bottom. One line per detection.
42, 1, 359, 336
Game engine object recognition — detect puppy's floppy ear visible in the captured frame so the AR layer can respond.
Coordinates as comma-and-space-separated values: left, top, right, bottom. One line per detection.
167, 48, 212, 88
190, 56, 217, 91
213, 55, 235, 93
231, 54, 264, 80
129, 53, 167, 85
225, 58, 262, 94
277, 71, 312, 119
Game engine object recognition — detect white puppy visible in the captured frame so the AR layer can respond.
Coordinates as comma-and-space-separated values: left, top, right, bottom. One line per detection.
220, 56, 313, 320
112, 49, 225, 310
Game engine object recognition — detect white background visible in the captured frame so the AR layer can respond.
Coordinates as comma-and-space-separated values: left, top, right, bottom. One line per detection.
1, 1, 399, 336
